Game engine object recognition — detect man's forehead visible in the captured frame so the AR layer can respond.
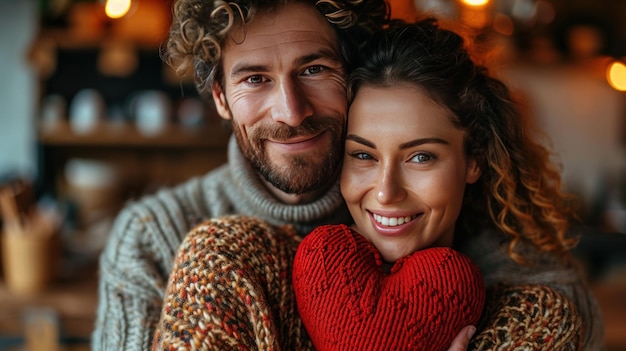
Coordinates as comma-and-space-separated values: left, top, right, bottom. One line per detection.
221, 2, 341, 69
224, 30, 339, 56
226, 2, 338, 47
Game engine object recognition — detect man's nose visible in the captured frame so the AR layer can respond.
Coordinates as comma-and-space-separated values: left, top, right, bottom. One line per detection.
375, 166, 407, 204
270, 77, 314, 126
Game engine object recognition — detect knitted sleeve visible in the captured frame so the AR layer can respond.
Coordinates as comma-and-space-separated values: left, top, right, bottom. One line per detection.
152, 216, 314, 351
470, 284, 584, 351
460, 229, 606, 350
92, 204, 170, 351
92, 179, 207, 351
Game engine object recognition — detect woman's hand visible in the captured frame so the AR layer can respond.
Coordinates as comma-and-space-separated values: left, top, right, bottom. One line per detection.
447, 325, 476, 351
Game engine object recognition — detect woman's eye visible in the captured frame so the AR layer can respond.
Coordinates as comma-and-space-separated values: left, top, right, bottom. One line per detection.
350, 152, 373, 160
411, 153, 432, 163
303, 65, 324, 75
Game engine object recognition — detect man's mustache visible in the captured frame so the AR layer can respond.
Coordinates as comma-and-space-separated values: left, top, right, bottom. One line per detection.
252, 117, 342, 141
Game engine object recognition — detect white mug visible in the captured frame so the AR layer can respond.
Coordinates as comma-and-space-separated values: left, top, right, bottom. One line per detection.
133, 90, 172, 136
69, 89, 105, 134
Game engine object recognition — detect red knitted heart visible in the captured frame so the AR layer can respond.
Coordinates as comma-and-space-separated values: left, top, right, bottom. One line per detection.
293, 224, 485, 351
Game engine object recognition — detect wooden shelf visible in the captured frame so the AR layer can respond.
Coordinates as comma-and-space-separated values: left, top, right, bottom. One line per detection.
38, 122, 231, 149
36, 120, 230, 200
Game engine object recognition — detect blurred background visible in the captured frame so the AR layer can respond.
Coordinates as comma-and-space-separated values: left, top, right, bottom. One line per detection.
0, 0, 624, 350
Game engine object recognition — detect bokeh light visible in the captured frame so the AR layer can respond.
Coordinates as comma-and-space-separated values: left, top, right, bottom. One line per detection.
460, 0, 489, 7
105, 0, 131, 19
607, 60, 626, 92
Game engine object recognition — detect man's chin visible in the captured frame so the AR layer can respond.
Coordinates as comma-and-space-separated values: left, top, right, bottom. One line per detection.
263, 163, 337, 195
268, 175, 325, 195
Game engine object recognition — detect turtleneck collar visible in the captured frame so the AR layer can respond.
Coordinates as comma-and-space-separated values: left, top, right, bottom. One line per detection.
225, 135, 351, 233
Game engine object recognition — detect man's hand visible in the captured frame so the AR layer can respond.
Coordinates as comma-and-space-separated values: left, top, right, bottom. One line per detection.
447, 325, 476, 351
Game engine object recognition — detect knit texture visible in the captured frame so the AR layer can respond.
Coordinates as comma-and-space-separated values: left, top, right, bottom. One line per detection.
293, 224, 485, 351
153, 216, 312, 351
469, 284, 584, 351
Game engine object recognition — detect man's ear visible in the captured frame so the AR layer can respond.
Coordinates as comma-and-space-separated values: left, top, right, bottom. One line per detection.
466, 158, 481, 184
212, 81, 231, 120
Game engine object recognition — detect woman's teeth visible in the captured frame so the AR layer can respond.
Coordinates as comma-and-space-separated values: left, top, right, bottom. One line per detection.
373, 214, 415, 227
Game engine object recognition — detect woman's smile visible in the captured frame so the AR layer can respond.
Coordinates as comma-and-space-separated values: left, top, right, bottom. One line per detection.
369, 210, 421, 237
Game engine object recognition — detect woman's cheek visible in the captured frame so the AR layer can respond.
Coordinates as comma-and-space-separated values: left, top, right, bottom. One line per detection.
340, 165, 373, 203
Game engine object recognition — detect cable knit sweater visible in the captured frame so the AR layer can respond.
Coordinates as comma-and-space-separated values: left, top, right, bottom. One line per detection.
93, 135, 605, 351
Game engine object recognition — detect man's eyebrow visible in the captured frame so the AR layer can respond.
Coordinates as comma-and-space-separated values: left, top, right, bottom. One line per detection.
230, 64, 270, 78
346, 134, 449, 149
295, 49, 342, 67
230, 48, 342, 78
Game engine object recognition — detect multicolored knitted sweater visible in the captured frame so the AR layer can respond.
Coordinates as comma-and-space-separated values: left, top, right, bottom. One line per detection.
153, 216, 584, 351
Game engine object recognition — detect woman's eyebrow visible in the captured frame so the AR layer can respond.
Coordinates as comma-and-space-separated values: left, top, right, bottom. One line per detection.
399, 138, 449, 149
346, 134, 375, 148
346, 134, 449, 150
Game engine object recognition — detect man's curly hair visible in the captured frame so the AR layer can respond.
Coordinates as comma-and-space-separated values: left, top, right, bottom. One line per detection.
162, 0, 390, 100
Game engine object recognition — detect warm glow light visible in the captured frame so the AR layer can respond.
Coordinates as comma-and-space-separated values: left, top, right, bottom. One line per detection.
105, 0, 131, 19
461, 0, 489, 7
607, 61, 626, 92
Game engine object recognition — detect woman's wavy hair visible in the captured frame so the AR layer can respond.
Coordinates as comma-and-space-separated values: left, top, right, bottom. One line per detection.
348, 19, 579, 263
162, 0, 390, 100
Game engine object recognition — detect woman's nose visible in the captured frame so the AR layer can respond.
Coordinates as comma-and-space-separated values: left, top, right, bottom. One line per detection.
270, 77, 314, 126
375, 166, 407, 204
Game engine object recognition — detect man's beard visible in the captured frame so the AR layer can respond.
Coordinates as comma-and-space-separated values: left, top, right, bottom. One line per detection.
232, 116, 344, 195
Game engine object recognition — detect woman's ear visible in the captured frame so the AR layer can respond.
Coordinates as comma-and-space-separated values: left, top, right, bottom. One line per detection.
466, 158, 481, 184
212, 81, 231, 120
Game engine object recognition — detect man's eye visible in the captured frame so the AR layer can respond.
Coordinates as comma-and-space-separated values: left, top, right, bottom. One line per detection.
245, 75, 265, 84
303, 65, 324, 75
